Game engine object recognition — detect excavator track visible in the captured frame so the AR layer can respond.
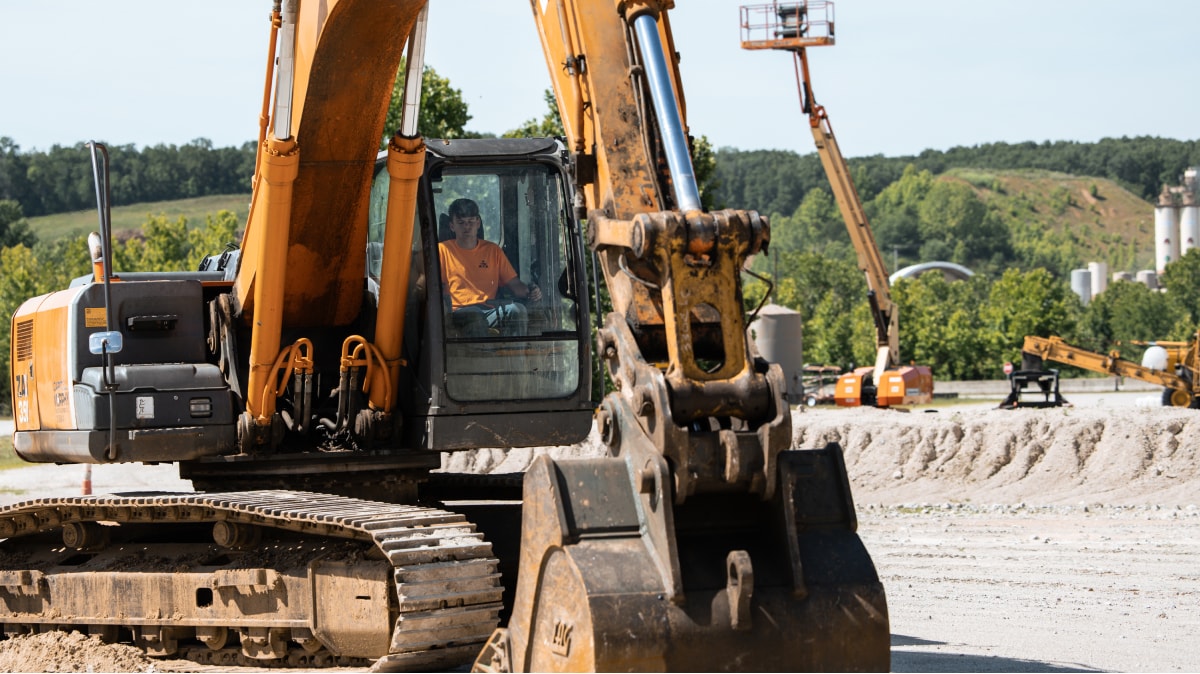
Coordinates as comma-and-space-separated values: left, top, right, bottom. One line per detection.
0, 490, 502, 670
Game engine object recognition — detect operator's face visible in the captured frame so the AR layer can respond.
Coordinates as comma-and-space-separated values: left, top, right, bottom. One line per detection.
450, 213, 480, 247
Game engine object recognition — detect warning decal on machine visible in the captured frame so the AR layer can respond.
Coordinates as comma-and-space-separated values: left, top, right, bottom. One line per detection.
85, 308, 107, 328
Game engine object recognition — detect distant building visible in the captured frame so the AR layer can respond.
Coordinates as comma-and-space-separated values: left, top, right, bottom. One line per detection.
1155, 166, 1200, 275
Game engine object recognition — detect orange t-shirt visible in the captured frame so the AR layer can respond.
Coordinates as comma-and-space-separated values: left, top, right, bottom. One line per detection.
438, 239, 518, 309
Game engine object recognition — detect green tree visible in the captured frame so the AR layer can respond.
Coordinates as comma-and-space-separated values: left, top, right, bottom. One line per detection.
504, 89, 564, 139
115, 215, 191, 272
186, 211, 242, 271
690, 134, 720, 211
744, 249, 865, 369
886, 178, 1014, 272
867, 165, 933, 261
0, 245, 41, 409
32, 235, 91, 292
380, 62, 473, 150
804, 292, 861, 368
893, 274, 995, 379
109, 211, 240, 273
771, 188, 839, 252
1077, 280, 1186, 354
0, 237, 91, 408
983, 267, 1082, 362
1160, 248, 1200, 329
0, 200, 36, 249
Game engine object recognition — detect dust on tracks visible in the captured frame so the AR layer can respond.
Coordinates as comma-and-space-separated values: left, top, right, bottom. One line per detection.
0, 632, 157, 673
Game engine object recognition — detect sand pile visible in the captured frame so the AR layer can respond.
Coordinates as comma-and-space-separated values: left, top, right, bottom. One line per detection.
440, 404, 1200, 508
0, 632, 157, 673
799, 405, 1200, 506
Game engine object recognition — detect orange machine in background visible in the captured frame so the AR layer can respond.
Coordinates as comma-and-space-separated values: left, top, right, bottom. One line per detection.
743, 1, 933, 408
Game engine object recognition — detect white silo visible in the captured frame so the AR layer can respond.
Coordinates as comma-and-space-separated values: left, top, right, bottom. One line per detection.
1136, 269, 1158, 289
1155, 186, 1179, 274
1181, 191, 1199, 256
1087, 261, 1108, 297
1112, 271, 1134, 284
749, 303, 804, 403
1070, 269, 1092, 305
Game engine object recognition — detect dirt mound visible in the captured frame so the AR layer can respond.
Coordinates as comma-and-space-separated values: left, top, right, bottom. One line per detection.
437, 430, 607, 474
0, 631, 156, 673
441, 404, 1200, 507
795, 405, 1200, 506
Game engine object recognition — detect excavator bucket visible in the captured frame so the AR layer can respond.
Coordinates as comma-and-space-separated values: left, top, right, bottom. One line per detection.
474, 444, 889, 672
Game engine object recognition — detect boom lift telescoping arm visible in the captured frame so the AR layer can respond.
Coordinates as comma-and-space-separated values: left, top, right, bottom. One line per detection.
1021, 335, 1200, 407
739, 2, 931, 407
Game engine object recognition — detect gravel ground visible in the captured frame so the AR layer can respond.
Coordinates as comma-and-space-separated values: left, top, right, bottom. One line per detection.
1, 389, 1198, 672
866, 505, 1200, 672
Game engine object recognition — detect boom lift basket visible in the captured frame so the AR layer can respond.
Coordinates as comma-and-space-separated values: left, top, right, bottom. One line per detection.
740, 1, 835, 50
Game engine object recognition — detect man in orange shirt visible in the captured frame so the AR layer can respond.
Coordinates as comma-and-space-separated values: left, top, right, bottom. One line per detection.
439, 198, 542, 336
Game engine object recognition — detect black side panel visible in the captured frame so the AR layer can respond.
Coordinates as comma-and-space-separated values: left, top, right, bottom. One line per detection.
73, 280, 207, 379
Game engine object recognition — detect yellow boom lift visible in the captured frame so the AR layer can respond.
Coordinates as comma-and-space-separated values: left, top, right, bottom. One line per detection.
739, 1, 933, 408
1013, 334, 1200, 408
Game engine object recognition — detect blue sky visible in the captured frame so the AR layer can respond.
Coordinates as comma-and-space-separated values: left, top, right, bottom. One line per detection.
2, 1, 1196, 158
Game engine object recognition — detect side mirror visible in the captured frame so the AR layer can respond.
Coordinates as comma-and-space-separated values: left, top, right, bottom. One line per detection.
89, 331, 124, 355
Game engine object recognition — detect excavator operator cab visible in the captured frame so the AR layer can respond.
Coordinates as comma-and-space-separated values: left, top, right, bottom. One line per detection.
368, 137, 595, 451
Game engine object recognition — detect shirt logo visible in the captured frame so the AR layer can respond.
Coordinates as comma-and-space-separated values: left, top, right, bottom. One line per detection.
478, 260, 489, 269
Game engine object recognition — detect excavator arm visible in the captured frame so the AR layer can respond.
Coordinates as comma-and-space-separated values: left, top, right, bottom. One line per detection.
472, 1, 890, 670
799, 54, 898, 376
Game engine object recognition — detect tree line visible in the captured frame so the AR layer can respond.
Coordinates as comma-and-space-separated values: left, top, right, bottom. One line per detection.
5, 131, 1197, 222
2, 61, 1199, 410
714, 136, 1200, 217
0, 137, 256, 218
746, 249, 1200, 381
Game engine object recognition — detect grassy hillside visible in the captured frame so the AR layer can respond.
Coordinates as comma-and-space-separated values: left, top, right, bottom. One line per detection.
26, 194, 250, 241
20, 170, 1158, 275
943, 168, 1156, 273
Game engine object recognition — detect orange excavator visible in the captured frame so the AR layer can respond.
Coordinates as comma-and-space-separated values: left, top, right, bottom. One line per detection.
6, 1, 888, 670
740, 1, 932, 408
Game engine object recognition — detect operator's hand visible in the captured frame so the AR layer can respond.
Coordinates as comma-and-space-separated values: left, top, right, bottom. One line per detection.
527, 283, 542, 303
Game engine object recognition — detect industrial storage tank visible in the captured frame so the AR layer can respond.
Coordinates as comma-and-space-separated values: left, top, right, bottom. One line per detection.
1181, 192, 1199, 256
1113, 271, 1134, 284
1070, 269, 1092, 304
1156, 187, 1180, 274
750, 303, 804, 403
1088, 261, 1108, 297
1136, 269, 1159, 289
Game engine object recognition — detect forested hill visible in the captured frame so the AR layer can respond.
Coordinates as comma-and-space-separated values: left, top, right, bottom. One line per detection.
0, 138, 256, 218
3, 135, 1197, 220
2, 134, 1200, 394
712, 136, 1200, 217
